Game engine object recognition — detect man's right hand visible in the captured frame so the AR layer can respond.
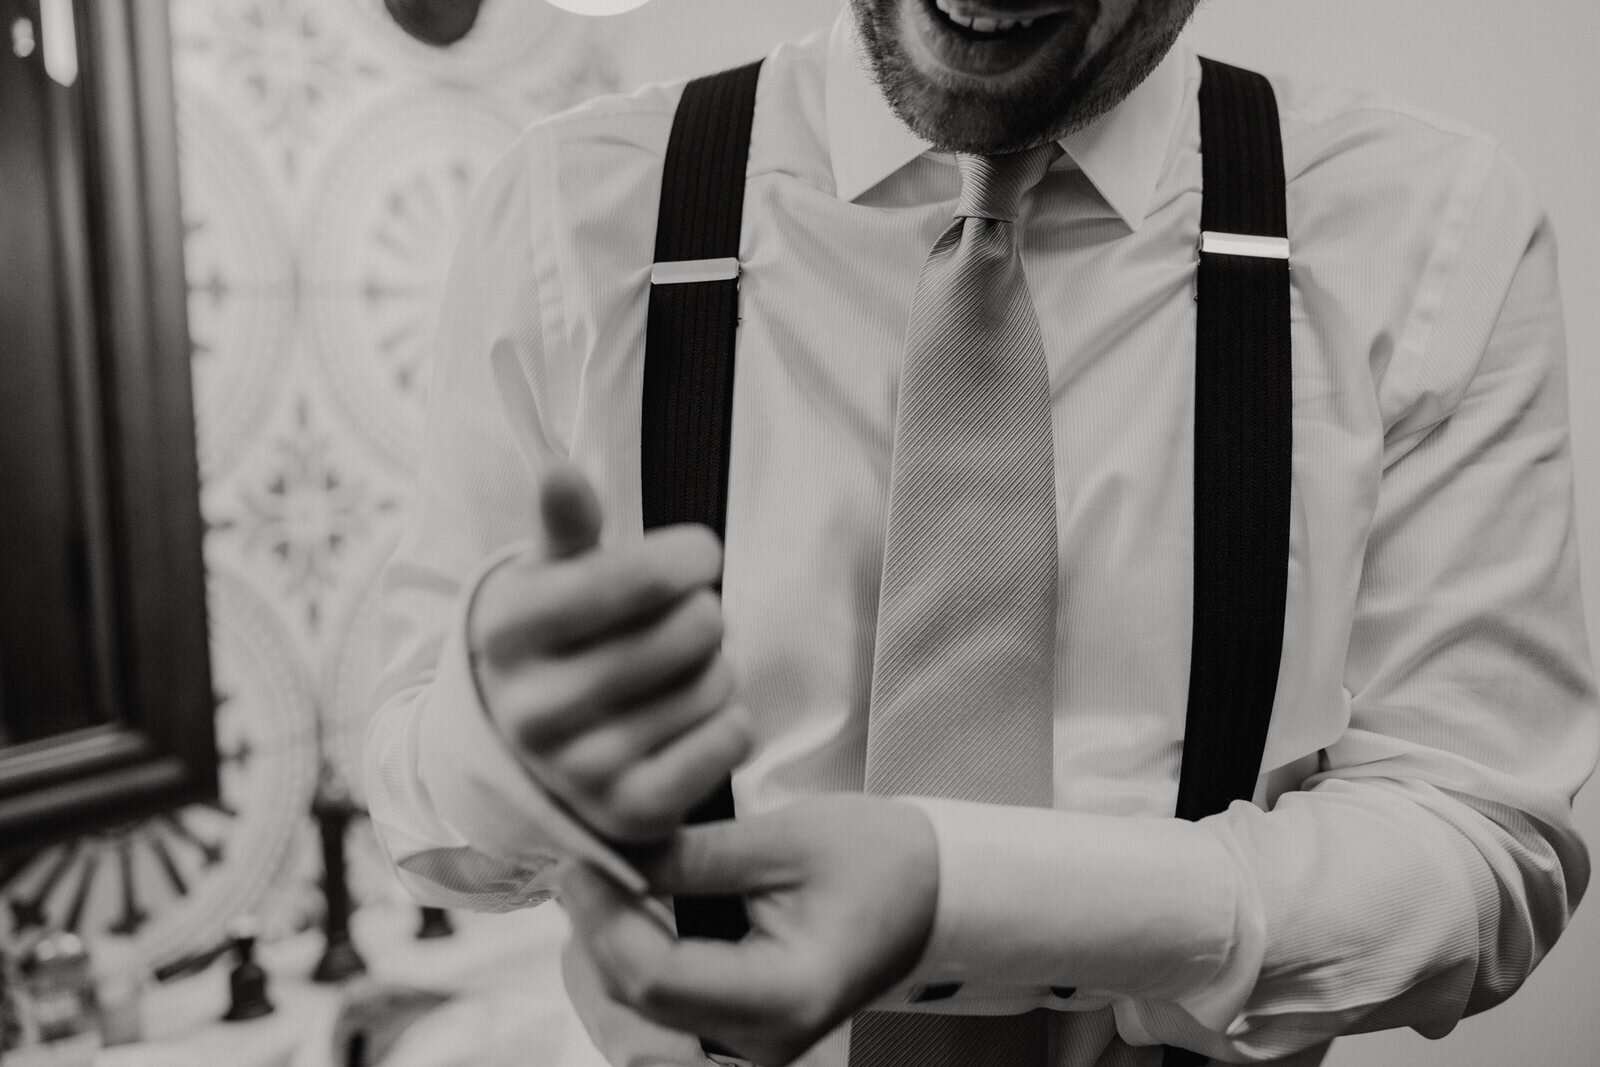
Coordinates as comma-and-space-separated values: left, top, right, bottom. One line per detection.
467, 464, 753, 845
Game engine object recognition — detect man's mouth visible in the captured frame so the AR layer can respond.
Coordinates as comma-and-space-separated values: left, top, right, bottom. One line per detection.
926, 0, 1066, 38
907, 0, 1075, 78
931, 0, 1040, 34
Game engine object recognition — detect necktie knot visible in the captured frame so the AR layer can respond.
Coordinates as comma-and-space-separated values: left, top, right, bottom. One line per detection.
954, 142, 1060, 223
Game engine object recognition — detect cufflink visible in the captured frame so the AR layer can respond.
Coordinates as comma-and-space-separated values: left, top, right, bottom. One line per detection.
911, 983, 963, 1003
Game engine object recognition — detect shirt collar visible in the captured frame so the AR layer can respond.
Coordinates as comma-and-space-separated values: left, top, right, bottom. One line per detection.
825, 11, 1185, 231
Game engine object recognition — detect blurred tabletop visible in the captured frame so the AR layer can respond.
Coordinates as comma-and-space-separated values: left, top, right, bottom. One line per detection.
93, 903, 606, 1067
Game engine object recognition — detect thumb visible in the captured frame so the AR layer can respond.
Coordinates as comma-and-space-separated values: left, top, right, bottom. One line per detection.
540, 463, 603, 560
645, 816, 794, 898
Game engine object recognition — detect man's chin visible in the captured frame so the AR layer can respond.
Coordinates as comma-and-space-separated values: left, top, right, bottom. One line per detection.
866, 0, 1099, 153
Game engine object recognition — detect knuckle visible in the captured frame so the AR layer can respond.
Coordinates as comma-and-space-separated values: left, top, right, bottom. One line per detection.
710, 705, 756, 766
554, 733, 628, 795
594, 966, 629, 1008
619, 967, 672, 1016
677, 589, 725, 650
681, 523, 724, 567
611, 541, 682, 606
513, 712, 564, 755
477, 629, 520, 672
468, 556, 522, 619
616, 967, 671, 1017
585, 928, 675, 1017
470, 570, 561, 667
551, 752, 607, 798
467, 597, 518, 668
465, 596, 503, 653
513, 720, 552, 756
485, 676, 553, 747
696, 656, 736, 705
602, 777, 673, 843
505, 681, 559, 748
621, 564, 678, 616
588, 933, 636, 1005
650, 524, 722, 583
550, 658, 604, 710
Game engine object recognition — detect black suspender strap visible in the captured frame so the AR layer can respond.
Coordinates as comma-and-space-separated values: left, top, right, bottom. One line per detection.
642, 57, 1292, 1067
1177, 59, 1292, 824
641, 61, 763, 954
1162, 58, 1292, 1067
643, 60, 763, 545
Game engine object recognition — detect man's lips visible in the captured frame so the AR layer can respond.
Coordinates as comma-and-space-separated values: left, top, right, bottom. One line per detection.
933, 0, 1042, 33
908, 0, 1076, 78
931, 0, 1072, 32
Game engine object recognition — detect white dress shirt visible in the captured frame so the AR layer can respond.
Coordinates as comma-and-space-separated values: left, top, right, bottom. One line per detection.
364, 14, 1599, 1067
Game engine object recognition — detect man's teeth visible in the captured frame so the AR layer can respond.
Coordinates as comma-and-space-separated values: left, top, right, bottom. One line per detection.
931, 0, 1038, 33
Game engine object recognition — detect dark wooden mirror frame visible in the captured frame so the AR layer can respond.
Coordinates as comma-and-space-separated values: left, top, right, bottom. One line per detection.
0, 0, 215, 854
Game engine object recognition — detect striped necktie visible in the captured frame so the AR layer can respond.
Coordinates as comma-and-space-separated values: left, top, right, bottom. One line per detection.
851, 145, 1061, 1067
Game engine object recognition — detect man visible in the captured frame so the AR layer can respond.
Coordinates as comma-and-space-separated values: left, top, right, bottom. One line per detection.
365, 1, 1599, 1064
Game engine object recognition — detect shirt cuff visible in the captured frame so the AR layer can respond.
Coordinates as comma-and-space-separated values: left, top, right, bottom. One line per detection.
414, 540, 651, 895
896, 797, 1264, 1033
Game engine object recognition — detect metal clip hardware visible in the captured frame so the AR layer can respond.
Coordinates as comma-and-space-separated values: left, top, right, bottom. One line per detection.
650, 257, 742, 286
1198, 231, 1290, 260
1194, 231, 1290, 301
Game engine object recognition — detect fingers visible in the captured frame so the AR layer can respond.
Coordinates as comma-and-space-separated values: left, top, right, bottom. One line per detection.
645, 816, 801, 897
559, 935, 712, 1062
490, 599, 749, 843
564, 799, 941, 1066
487, 609, 749, 842
470, 464, 746, 846
576, 702, 755, 843
561, 863, 828, 1065
498, 591, 728, 750
540, 463, 603, 560
473, 524, 724, 664
548, 656, 737, 778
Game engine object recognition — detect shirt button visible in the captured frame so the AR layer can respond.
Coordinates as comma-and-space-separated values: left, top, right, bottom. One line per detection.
1051, 986, 1077, 999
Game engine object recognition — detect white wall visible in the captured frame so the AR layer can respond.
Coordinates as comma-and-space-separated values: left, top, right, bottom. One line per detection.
595, 2, 1600, 1064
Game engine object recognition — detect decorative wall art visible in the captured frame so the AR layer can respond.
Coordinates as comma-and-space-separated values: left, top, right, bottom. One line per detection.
1, 0, 618, 966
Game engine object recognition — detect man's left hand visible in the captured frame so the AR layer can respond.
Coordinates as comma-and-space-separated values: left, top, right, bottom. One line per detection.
558, 795, 940, 1066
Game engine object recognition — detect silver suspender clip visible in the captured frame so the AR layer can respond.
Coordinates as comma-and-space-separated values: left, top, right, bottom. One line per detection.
651, 256, 742, 285
1198, 231, 1291, 259
1194, 231, 1291, 300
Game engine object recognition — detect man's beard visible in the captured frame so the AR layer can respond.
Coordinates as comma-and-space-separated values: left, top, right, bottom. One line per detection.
850, 0, 1196, 155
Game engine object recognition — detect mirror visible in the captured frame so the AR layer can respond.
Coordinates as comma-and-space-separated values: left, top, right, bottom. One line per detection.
0, 0, 215, 854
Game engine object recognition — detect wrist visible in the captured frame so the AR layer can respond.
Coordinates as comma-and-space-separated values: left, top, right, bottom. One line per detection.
894, 798, 1244, 1005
